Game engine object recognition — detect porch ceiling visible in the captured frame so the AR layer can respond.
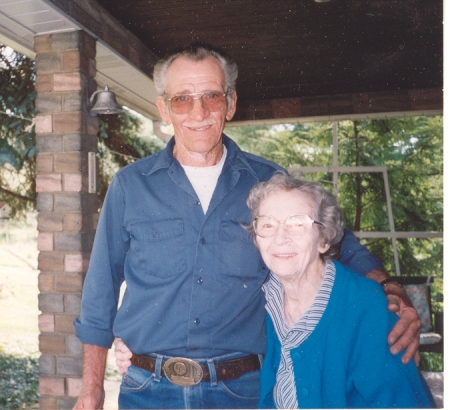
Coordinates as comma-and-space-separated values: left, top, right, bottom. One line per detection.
0, 0, 443, 124
0, 0, 160, 119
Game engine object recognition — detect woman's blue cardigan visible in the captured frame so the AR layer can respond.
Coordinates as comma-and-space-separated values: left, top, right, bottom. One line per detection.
259, 261, 436, 408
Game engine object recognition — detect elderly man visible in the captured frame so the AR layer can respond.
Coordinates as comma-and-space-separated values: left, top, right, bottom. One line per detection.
73, 43, 420, 409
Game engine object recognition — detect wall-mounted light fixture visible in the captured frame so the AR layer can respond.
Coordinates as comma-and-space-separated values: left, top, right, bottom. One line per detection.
89, 85, 122, 115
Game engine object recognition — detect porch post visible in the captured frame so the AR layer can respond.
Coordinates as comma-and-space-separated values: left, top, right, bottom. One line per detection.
34, 30, 98, 409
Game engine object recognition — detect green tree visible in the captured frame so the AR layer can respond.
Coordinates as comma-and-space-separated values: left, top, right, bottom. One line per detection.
0, 44, 36, 219
227, 123, 333, 168
336, 117, 443, 278
227, 122, 335, 187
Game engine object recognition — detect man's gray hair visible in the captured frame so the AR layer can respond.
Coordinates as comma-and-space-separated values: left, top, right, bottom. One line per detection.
246, 171, 344, 261
153, 42, 238, 103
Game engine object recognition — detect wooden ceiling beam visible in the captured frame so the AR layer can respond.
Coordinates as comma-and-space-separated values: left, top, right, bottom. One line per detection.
46, 0, 159, 78
233, 88, 442, 122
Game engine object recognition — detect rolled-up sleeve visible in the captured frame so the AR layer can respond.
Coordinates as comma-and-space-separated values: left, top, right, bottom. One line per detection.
74, 175, 129, 348
338, 228, 384, 276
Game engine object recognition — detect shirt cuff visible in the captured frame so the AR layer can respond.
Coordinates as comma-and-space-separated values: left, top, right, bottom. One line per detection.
73, 318, 114, 349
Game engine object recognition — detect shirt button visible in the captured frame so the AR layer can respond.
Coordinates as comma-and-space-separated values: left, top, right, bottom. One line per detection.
200, 238, 206, 245
291, 352, 302, 360
300, 388, 309, 397
195, 200, 201, 205
197, 278, 203, 284
194, 318, 200, 325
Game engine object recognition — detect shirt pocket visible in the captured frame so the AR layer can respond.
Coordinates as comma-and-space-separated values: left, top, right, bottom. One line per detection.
219, 220, 261, 280
221, 220, 253, 243
129, 218, 186, 278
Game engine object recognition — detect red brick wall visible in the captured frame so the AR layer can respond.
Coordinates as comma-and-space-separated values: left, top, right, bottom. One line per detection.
34, 30, 98, 409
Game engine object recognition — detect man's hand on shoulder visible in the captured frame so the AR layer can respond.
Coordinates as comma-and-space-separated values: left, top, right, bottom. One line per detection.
366, 269, 421, 365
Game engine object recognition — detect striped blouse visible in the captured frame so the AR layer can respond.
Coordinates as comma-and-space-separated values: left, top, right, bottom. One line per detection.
262, 260, 336, 409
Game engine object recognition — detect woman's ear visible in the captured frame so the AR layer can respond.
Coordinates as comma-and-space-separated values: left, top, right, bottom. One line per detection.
319, 243, 330, 255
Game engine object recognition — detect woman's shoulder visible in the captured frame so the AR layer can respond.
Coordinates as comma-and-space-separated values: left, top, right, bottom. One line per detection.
332, 261, 388, 307
325, 262, 397, 343
334, 261, 383, 289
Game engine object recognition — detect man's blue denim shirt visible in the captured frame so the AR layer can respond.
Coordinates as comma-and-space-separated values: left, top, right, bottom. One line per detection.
74, 135, 382, 358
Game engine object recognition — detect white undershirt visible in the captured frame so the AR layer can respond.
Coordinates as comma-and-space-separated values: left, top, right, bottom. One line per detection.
181, 145, 227, 214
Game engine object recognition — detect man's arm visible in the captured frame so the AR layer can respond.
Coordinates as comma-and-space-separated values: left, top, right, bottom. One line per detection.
339, 229, 420, 364
73, 176, 128, 405
73, 344, 108, 410
366, 269, 421, 365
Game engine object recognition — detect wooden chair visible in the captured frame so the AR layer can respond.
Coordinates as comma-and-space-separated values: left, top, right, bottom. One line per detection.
395, 276, 443, 354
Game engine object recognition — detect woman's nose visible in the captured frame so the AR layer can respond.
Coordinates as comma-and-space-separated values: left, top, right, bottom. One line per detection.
273, 222, 290, 244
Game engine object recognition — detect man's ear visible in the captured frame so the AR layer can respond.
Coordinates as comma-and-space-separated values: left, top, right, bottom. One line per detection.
225, 91, 237, 121
156, 96, 171, 125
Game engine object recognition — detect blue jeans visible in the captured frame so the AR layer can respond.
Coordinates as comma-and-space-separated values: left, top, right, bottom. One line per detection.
118, 352, 262, 409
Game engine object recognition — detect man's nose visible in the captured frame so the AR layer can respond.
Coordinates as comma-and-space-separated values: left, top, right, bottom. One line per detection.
189, 97, 208, 119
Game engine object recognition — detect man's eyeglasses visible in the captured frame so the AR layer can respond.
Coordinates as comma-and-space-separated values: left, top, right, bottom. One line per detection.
253, 214, 324, 238
166, 90, 228, 114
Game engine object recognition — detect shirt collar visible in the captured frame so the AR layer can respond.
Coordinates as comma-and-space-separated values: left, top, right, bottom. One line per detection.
263, 260, 336, 330
140, 134, 260, 179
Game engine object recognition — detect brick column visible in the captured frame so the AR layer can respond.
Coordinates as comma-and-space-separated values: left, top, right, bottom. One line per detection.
34, 31, 98, 409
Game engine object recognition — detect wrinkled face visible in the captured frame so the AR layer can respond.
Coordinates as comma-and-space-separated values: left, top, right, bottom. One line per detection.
156, 56, 237, 163
255, 189, 329, 280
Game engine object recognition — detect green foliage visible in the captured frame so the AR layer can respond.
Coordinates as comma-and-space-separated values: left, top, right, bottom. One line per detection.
227, 123, 333, 168
333, 118, 443, 280
419, 352, 443, 372
430, 277, 443, 312
0, 350, 39, 409
0, 44, 36, 220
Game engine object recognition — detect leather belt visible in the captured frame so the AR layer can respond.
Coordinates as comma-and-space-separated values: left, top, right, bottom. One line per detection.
131, 353, 261, 387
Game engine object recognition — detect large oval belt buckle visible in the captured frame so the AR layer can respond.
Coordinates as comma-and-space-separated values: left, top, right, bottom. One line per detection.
163, 357, 203, 387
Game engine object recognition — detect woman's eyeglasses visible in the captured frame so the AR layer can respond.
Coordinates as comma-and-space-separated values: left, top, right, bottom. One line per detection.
253, 214, 324, 238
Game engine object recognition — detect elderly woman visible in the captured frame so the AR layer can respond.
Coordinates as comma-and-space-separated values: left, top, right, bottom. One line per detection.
248, 172, 434, 409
